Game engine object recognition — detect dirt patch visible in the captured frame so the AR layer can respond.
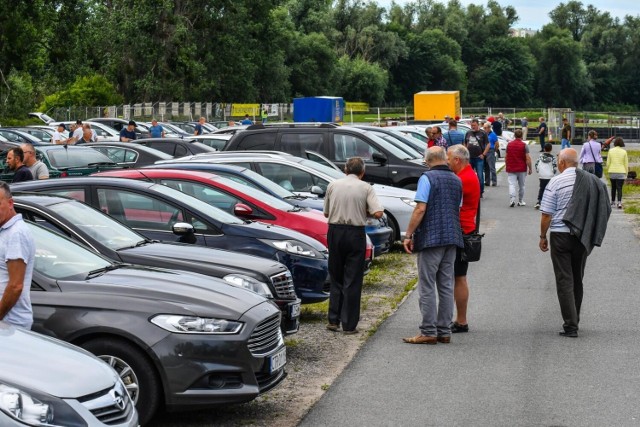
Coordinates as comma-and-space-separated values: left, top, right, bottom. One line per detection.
153, 245, 418, 427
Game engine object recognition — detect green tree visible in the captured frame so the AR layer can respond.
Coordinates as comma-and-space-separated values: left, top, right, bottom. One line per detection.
39, 74, 123, 111
335, 56, 388, 104
0, 70, 36, 118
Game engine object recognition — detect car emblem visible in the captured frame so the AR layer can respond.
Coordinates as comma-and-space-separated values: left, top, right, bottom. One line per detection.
109, 388, 126, 411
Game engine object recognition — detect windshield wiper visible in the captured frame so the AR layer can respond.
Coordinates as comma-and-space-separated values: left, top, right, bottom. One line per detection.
284, 195, 306, 200
85, 264, 122, 279
87, 162, 118, 167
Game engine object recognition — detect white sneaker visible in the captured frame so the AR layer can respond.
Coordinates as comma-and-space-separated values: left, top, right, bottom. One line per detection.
509, 201, 515, 207
534, 202, 540, 209
517, 201, 526, 206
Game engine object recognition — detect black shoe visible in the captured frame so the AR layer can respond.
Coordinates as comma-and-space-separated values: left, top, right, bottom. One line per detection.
558, 330, 578, 338
451, 322, 469, 333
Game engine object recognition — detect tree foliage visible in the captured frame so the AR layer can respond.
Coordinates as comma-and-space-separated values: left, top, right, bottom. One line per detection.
1, 0, 640, 118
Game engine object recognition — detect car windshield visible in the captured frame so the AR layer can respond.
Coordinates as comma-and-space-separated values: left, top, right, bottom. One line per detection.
238, 168, 294, 198
48, 200, 146, 250
47, 148, 116, 168
297, 159, 345, 179
29, 222, 114, 280
150, 182, 244, 224
358, 130, 418, 160
368, 131, 422, 158
212, 176, 294, 210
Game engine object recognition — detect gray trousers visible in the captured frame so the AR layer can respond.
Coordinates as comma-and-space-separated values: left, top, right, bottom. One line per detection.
508, 172, 527, 203
416, 245, 456, 337
550, 232, 587, 333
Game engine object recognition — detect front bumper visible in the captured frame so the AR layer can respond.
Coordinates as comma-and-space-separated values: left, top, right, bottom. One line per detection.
275, 252, 329, 304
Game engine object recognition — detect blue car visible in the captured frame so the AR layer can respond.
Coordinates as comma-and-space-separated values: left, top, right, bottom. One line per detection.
146, 162, 393, 256
12, 177, 330, 304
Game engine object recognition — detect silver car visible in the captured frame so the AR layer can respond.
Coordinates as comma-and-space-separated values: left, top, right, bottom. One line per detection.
0, 322, 138, 427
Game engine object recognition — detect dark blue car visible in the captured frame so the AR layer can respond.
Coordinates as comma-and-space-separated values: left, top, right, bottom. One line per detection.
146, 162, 393, 256
11, 177, 330, 303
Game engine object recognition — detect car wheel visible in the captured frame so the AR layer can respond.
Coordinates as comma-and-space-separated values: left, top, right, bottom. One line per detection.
385, 211, 400, 244
81, 338, 161, 426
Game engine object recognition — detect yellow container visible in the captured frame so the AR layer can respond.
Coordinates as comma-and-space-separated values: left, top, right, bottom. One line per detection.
414, 91, 460, 121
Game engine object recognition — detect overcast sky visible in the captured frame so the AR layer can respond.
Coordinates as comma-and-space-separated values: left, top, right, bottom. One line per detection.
377, 1, 640, 30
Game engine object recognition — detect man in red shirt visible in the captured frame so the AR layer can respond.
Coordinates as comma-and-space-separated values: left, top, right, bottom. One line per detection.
505, 128, 533, 207
447, 145, 481, 333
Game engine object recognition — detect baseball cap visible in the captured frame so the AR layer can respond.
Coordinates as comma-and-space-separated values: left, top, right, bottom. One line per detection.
128, 120, 136, 126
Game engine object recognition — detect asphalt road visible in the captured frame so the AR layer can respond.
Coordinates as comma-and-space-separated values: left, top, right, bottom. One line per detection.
301, 144, 640, 426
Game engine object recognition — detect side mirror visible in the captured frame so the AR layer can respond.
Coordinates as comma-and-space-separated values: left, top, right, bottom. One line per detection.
233, 203, 254, 217
172, 222, 194, 235
310, 185, 325, 196
372, 151, 388, 164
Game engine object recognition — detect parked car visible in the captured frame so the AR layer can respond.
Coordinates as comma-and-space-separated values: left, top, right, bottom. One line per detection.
87, 117, 151, 139
12, 176, 330, 303
167, 151, 416, 242
12, 192, 301, 334
0, 128, 48, 145
212, 124, 251, 135
26, 221, 287, 425
146, 161, 393, 256
159, 121, 192, 137
12, 126, 54, 143
0, 144, 122, 182
352, 125, 425, 158
223, 123, 429, 189
187, 133, 233, 151
133, 137, 217, 156
28, 111, 55, 124
0, 321, 139, 427
84, 141, 174, 167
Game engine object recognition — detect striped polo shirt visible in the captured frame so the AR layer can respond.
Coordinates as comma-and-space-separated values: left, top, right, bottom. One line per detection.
540, 167, 576, 233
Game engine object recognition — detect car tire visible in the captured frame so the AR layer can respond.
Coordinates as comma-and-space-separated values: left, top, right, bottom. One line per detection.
81, 338, 161, 426
385, 211, 400, 244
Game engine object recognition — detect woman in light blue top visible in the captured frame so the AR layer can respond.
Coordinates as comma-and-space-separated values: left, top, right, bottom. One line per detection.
578, 129, 602, 175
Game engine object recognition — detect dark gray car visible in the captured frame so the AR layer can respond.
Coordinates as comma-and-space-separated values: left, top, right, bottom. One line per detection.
28, 222, 287, 425
12, 193, 300, 334
0, 321, 138, 426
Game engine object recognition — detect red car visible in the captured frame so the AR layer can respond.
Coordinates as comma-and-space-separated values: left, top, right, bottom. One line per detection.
94, 168, 332, 246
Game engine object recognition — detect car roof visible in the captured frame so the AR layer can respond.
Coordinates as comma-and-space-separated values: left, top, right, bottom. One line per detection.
82, 141, 174, 156
11, 175, 157, 190
11, 192, 75, 207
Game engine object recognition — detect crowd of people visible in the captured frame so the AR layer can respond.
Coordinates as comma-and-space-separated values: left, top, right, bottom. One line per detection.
323, 115, 627, 342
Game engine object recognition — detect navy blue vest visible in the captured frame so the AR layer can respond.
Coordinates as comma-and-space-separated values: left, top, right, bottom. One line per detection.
413, 165, 464, 251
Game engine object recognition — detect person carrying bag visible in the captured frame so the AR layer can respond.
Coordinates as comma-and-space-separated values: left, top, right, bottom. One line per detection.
462, 201, 484, 262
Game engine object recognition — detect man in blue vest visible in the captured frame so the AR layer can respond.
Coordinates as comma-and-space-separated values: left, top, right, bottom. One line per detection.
402, 146, 464, 345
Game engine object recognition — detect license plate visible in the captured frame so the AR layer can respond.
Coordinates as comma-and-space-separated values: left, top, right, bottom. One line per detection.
289, 302, 301, 318
269, 347, 287, 373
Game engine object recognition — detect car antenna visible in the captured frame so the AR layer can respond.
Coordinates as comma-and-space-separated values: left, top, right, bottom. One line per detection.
136, 169, 153, 182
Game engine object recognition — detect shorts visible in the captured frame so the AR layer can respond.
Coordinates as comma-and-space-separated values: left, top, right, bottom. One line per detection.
454, 246, 468, 277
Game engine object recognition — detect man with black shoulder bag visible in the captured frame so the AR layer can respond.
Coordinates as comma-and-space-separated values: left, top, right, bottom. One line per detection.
447, 144, 482, 333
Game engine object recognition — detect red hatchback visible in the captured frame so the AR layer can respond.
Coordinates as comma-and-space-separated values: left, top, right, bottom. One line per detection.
94, 168, 332, 246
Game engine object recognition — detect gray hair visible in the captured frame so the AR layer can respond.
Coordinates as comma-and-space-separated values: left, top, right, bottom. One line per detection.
447, 144, 470, 162
0, 181, 12, 200
425, 146, 447, 164
345, 157, 365, 175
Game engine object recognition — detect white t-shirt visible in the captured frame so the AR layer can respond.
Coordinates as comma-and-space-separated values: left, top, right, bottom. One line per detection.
72, 127, 83, 143
51, 130, 65, 144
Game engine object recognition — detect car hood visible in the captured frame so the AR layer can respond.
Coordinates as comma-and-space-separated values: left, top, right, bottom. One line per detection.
120, 242, 287, 279
371, 184, 416, 198
223, 220, 328, 251
58, 265, 267, 319
0, 322, 117, 397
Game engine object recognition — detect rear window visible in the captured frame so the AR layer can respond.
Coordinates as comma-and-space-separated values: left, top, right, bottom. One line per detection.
280, 133, 324, 157
235, 133, 275, 150
47, 149, 114, 168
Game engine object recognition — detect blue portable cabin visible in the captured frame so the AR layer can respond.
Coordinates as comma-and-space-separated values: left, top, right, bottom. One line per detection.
293, 96, 344, 123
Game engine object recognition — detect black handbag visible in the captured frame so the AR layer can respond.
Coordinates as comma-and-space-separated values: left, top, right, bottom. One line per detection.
586, 142, 603, 178
462, 201, 484, 262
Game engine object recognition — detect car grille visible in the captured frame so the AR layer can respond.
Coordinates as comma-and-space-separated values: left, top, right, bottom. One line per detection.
248, 314, 283, 356
79, 381, 133, 425
270, 271, 296, 299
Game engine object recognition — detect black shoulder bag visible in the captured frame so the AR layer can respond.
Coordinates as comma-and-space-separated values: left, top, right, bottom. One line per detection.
462, 200, 484, 262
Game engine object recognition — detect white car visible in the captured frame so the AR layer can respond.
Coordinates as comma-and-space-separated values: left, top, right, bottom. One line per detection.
161, 151, 416, 242
60, 120, 121, 142
186, 133, 233, 151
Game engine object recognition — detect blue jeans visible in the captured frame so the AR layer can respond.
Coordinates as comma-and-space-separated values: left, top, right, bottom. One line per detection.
561, 138, 571, 149
470, 157, 485, 193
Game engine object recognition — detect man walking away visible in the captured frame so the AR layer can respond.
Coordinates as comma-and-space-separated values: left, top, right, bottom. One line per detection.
444, 120, 465, 147
20, 144, 49, 180
0, 182, 36, 329
464, 118, 490, 196
539, 148, 611, 338
324, 157, 384, 335
402, 147, 463, 345
505, 129, 532, 207
534, 143, 557, 209
447, 145, 480, 334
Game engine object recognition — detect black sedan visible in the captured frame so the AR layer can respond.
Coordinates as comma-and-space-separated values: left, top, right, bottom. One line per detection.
28, 222, 287, 425
13, 192, 301, 334
83, 141, 174, 167
12, 177, 330, 303
132, 137, 217, 156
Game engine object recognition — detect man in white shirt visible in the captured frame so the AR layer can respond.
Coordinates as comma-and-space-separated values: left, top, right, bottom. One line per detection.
51, 123, 67, 145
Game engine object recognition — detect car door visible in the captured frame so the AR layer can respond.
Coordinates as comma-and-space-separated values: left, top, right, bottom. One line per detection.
329, 131, 390, 185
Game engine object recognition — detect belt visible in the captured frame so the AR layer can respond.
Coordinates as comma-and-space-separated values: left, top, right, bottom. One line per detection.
329, 223, 365, 229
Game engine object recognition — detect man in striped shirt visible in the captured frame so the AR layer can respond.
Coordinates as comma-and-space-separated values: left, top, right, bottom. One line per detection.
538, 148, 581, 338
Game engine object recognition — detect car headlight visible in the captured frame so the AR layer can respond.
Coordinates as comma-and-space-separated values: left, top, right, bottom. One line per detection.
224, 274, 273, 298
261, 239, 322, 258
0, 382, 87, 427
400, 197, 417, 207
151, 315, 243, 334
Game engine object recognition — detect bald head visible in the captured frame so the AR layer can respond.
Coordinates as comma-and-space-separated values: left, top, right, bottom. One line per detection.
558, 148, 578, 172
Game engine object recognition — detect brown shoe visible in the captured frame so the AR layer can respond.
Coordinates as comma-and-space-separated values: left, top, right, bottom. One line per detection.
326, 323, 339, 332
437, 336, 451, 344
402, 334, 437, 344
